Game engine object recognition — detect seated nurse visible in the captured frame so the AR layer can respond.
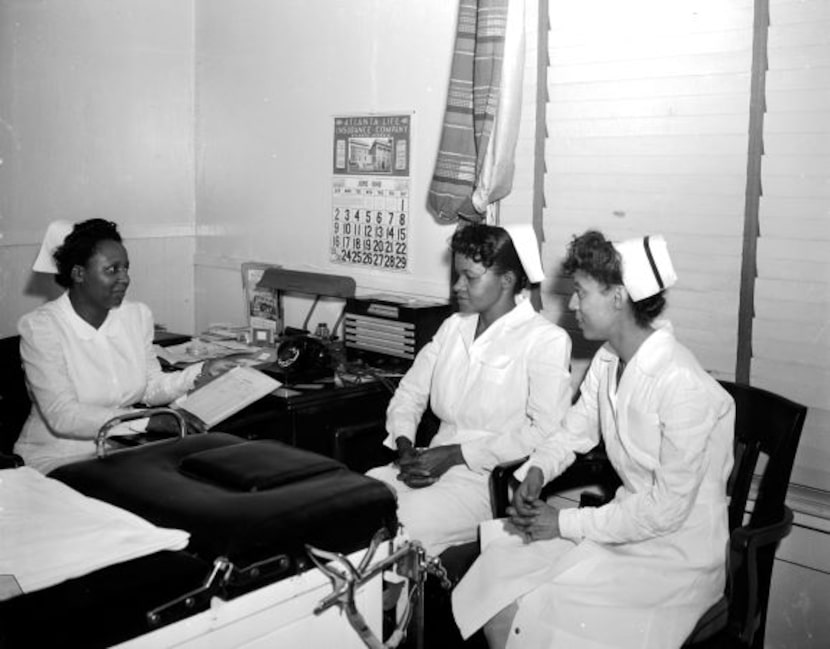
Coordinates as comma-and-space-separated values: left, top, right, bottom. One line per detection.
452, 230, 735, 649
367, 223, 572, 557
15, 219, 231, 474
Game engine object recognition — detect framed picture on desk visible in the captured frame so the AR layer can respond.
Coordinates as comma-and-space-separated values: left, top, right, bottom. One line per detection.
242, 262, 282, 343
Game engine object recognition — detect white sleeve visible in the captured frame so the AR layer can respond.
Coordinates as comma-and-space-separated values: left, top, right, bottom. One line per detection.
514, 353, 603, 482
137, 305, 201, 405
383, 317, 451, 449
558, 370, 726, 544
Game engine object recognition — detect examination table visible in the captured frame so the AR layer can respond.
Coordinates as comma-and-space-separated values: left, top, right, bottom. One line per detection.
0, 432, 402, 648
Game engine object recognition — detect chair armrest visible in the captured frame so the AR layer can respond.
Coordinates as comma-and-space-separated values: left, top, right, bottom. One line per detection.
489, 458, 527, 517
727, 507, 794, 646
730, 508, 794, 552
489, 448, 622, 518
542, 448, 622, 507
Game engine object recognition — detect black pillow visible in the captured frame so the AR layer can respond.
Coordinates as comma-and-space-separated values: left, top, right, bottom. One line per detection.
179, 440, 344, 491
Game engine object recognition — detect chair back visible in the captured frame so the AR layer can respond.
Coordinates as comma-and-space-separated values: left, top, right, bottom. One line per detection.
715, 380, 806, 648
0, 335, 30, 456
718, 380, 806, 532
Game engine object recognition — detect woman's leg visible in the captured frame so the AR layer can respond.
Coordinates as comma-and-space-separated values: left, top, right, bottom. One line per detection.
483, 602, 519, 649
395, 465, 490, 556
368, 463, 490, 556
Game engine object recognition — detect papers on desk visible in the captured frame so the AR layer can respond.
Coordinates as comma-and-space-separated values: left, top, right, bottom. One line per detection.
175, 366, 281, 429
154, 339, 263, 366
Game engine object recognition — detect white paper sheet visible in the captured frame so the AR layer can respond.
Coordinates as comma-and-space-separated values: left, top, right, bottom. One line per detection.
0, 467, 190, 598
175, 366, 281, 429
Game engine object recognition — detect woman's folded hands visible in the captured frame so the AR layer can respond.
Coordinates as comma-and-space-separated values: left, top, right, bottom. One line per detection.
394, 438, 464, 489
506, 466, 561, 542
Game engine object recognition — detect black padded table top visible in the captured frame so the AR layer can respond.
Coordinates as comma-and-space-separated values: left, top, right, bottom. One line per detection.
49, 432, 398, 568
0, 550, 209, 648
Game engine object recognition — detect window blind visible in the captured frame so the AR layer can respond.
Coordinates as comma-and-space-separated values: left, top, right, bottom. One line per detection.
539, 0, 753, 382
753, 0, 830, 491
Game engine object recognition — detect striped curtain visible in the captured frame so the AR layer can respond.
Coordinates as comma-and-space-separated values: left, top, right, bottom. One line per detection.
428, 0, 525, 225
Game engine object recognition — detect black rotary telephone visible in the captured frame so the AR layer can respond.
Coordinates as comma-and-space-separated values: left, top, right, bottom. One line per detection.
274, 334, 332, 381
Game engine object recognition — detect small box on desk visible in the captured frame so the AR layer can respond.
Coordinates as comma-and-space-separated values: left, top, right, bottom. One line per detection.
344, 294, 452, 369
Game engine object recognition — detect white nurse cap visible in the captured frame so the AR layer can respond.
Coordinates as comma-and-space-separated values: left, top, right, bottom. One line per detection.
612, 234, 677, 302
32, 220, 74, 274
503, 223, 545, 284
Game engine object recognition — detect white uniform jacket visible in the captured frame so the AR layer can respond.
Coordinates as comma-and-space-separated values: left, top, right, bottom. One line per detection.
453, 327, 735, 649
16, 294, 201, 473
368, 299, 571, 555
384, 298, 572, 473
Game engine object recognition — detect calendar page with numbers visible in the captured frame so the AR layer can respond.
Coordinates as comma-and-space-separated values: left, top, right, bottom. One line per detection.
330, 177, 410, 271
330, 113, 412, 272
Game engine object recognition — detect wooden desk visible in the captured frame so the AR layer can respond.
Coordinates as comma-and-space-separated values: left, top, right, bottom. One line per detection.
152, 333, 398, 471
218, 379, 396, 470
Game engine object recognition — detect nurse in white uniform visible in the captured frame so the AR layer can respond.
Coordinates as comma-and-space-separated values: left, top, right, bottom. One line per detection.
367, 223, 572, 557
16, 219, 233, 474
452, 230, 734, 649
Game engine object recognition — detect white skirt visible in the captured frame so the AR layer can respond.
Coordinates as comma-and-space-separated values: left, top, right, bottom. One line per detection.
366, 463, 491, 557
452, 518, 724, 649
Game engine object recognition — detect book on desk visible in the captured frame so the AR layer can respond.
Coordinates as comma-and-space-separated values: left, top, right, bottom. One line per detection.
144, 331, 283, 433
174, 366, 282, 430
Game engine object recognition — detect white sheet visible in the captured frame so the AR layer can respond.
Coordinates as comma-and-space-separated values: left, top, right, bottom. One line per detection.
0, 467, 189, 600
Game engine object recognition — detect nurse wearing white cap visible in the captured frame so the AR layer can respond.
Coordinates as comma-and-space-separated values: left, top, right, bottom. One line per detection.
367, 223, 572, 557
612, 233, 678, 303
453, 230, 735, 649
16, 219, 234, 473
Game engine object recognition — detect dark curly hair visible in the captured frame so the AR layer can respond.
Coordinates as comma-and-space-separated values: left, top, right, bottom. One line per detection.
451, 224, 530, 295
53, 219, 122, 289
563, 230, 666, 327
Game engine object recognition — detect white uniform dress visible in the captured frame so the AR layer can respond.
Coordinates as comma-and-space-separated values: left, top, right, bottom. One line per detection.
453, 328, 735, 649
367, 299, 572, 556
15, 293, 201, 474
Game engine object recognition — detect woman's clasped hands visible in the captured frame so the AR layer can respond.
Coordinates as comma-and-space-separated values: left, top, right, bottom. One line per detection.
394, 438, 464, 489
506, 466, 561, 543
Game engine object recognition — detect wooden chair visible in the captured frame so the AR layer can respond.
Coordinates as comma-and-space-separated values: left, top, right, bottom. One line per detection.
0, 335, 28, 467
490, 380, 807, 649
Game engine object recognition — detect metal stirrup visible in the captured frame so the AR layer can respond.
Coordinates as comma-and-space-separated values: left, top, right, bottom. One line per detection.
306, 529, 429, 649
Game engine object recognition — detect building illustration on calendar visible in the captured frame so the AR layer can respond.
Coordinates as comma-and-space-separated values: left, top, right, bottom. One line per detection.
331, 114, 411, 272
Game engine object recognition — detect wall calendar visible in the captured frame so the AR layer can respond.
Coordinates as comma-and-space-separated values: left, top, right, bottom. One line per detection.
330, 114, 411, 272
330, 177, 410, 271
